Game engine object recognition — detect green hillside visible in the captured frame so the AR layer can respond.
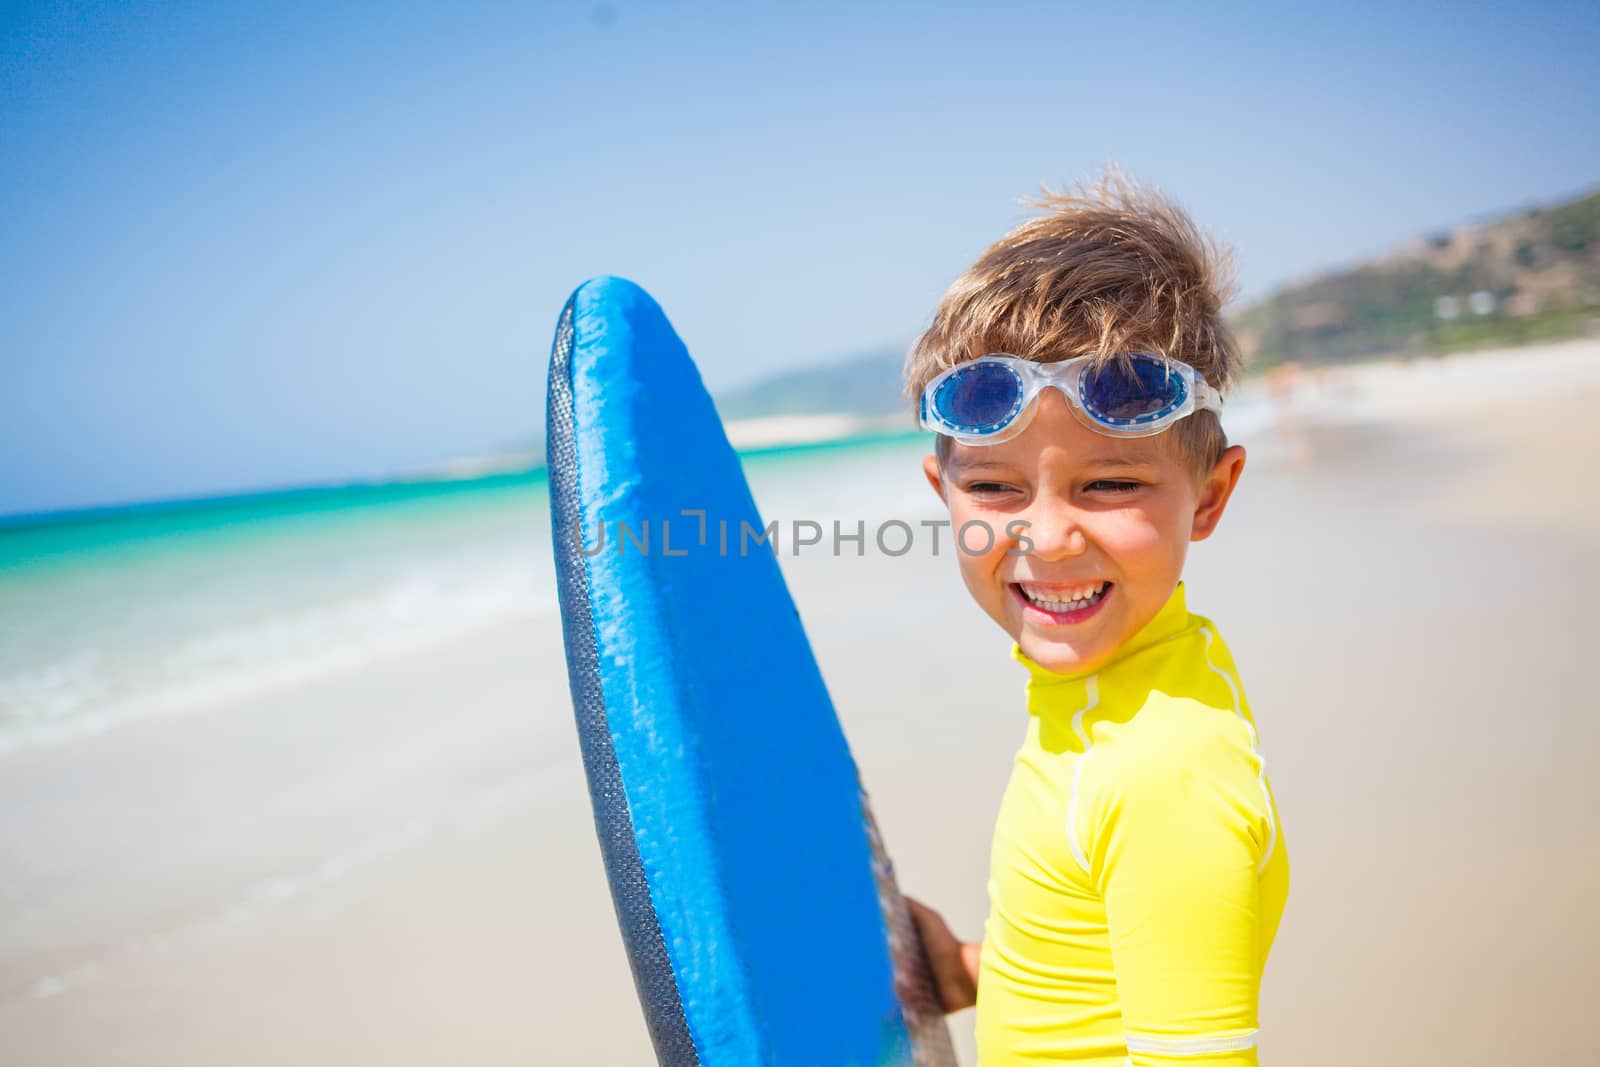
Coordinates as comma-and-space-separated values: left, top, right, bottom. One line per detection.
1234, 188, 1600, 368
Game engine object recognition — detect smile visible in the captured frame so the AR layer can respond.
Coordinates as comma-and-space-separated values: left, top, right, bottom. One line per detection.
1011, 580, 1113, 624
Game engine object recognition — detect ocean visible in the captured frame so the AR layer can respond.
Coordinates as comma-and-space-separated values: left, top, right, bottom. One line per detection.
0, 430, 951, 758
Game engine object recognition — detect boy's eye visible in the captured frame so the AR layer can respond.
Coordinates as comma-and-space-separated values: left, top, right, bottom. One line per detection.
1087, 479, 1142, 493
965, 481, 1015, 495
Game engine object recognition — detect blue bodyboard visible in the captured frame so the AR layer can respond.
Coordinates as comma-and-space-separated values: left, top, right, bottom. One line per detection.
546, 277, 954, 1065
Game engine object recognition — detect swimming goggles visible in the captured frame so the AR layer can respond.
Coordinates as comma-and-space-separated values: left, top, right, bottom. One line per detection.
919, 352, 1223, 445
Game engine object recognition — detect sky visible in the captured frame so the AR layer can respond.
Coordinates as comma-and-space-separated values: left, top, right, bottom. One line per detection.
3, 0, 1598, 517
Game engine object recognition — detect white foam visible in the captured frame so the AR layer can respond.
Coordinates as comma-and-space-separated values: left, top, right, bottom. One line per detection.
0, 556, 556, 759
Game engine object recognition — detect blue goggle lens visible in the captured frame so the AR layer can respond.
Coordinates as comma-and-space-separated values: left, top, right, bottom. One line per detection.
1080, 356, 1188, 425
932, 362, 1023, 433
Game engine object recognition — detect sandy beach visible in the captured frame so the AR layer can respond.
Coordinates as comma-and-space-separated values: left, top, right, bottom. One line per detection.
4, 341, 1598, 1065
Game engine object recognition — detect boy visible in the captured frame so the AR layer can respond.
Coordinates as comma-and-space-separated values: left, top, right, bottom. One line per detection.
904, 175, 1289, 1065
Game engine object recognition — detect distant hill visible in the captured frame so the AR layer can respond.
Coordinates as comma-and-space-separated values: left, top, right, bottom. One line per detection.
712, 347, 908, 420
1234, 187, 1600, 368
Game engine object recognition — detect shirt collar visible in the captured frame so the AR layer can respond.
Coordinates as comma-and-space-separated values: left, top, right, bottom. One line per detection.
1010, 581, 1194, 712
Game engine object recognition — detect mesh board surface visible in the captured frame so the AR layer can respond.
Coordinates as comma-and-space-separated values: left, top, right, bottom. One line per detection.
547, 295, 700, 1064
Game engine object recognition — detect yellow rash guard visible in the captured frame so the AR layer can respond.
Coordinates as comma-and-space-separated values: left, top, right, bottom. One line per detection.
975, 582, 1289, 1065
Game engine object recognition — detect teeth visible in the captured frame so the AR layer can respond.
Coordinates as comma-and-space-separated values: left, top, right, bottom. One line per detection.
1021, 582, 1107, 611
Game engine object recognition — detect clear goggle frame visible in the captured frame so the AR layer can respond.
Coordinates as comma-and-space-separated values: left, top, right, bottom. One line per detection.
919, 353, 1223, 445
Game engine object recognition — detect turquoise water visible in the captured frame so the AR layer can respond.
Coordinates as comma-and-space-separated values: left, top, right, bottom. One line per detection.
0, 432, 938, 757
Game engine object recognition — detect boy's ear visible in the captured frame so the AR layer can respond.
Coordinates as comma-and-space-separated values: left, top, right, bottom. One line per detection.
922, 454, 947, 503
1191, 445, 1246, 542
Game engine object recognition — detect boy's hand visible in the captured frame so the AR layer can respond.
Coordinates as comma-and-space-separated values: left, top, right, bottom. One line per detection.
906, 896, 982, 1013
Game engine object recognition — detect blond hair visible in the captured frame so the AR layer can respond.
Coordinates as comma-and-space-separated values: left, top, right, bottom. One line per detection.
904, 171, 1241, 479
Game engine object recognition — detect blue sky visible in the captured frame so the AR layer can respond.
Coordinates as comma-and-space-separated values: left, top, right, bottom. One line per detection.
4, 1, 1597, 516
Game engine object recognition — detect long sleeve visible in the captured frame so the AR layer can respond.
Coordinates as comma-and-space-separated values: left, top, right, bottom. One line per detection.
1088, 718, 1271, 1066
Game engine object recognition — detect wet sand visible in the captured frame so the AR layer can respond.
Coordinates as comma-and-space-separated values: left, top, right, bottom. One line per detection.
3, 343, 1597, 1064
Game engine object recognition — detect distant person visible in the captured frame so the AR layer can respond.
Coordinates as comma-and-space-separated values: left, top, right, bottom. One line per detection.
1267, 361, 1314, 467
1266, 360, 1302, 411
903, 174, 1289, 1064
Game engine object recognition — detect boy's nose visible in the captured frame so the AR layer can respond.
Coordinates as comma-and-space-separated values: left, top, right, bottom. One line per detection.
1020, 502, 1089, 561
